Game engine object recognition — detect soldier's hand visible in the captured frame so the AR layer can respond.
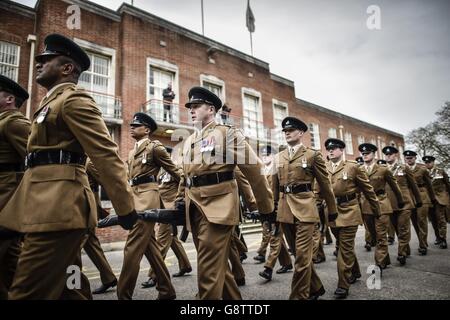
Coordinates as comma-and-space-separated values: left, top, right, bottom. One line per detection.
261, 211, 277, 224
416, 202, 423, 208
398, 201, 405, 209
328, 212, 338, 222
118, 210, 138, 230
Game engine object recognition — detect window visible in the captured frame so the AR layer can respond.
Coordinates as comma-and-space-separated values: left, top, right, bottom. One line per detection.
358, 135, 365, 146
370, 138, 377, 146
0, 41, 20, 81
146, 58, 179, 124
273, 99, 288, 145
242, 89, 264, 139
344, 132, 354, 155
200, 74, 225, 101
328, 128, 337, 138
203, 81, 222, 99
309, 123, 321, 150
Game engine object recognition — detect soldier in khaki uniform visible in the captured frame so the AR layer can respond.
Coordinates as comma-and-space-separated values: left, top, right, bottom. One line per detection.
383, 146, 422, 265
258, 145, 292, 282
0, 34, 137, 300
271, 117, 337, 300
423, 155, 449, 249
176, 87, 274, 300
0, 75, 30, 300
325, 139, 380, 298
359, 143, 404, 271
141, 146, 191, 289
118, 113, 180, 300
404, 150, 436, 255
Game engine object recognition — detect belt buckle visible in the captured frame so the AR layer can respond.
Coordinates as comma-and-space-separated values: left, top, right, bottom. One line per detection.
216, 172, 220, 183
286, 185, 291, 193
186, 177, 192, 188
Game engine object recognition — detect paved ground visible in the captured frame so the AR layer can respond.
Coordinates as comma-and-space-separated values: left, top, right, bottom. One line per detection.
83, 223, 450, 300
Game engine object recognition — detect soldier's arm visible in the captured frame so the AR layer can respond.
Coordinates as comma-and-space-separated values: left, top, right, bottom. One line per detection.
423, 169, 436, 202
233, 128, 274, 214
153, 143, 182, 182
5, 116, 31, 159
271, 154, 280, 203
235, 168, 258, 212
62, 91, 134, 216
385, 168, 404, 205
312, 151, 337, 214
355, 165, 380, 215
405, 166, 422, 205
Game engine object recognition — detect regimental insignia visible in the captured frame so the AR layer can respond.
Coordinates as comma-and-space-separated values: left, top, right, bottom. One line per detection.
142, 152, 147, 164
397, 168, 404, 176
301, 158, 307, 168
36, 106, 50, 124
362, 146, 367, 151
343, 171, 348, 180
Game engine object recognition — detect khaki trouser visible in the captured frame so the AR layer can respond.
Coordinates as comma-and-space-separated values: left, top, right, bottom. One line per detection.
282, 221, 323, 300
374, 214, 391, 267
363, 214, 377, 247
82, 228, 116, 285
264, 223, 292, 270
256, 221, 271, 256
331, 226, 360, 290
9, 230, 92, 300
411, 206, 429, 249
118, 220, 175, 300
312, 223, 325, 262
0, 237, 21, 300
390, 210, 411, 257
148, 223, 191, 279
282, 222, 297, 256
388, 220, 396, 241
229, 233, 245, 282
431, 205, 448, 241
190, 205, 242, 300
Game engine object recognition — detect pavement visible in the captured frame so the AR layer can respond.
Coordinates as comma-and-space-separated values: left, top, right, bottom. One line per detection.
82, 223, 450, 300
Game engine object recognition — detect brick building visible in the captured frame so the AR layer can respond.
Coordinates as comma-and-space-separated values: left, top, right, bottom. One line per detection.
0, 0, 405, 242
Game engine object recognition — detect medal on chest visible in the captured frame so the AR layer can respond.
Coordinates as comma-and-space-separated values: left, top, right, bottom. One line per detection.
142, 152, 147, 164
36, 106, 50, 124
201, 136, 215, 153
342, 171, 348, 180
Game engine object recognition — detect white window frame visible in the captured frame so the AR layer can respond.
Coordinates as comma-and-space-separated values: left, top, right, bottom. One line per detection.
241, 87, 264, 139
345, 132, 354, 155
328, 128, 337, 139
74, 38, 116, 96
200, 74, 225, 102
272, 99, 289, 145
309, 123, 321, 150
0, 41, 20, 82
357, 135, 365, 146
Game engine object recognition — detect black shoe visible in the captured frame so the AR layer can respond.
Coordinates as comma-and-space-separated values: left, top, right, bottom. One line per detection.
173, 267, 192, 277
141, 278, 157, 288
240, 253, 247, 263
397, 255, 406, 266
388, 238, 395, 245
325, 240, 333, 245
308, 286, 326, 300
92, 279, 117, 294
259, 268, 273, 281
364, 243, 372, 251
333, 249, 339, 257
418, 248, 427, 256
439, 241, 447, 249
313, 256, 326, 264
434, 239, 442, 245
334, 287, 348, 299
253, 254, 266, 263
235, 278, 246, 286
276, 264, 293, 274
348, 273, 361, 284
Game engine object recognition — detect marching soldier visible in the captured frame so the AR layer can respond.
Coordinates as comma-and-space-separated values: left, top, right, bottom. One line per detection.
423, 155, 448, 249
141, 146, 191, 289
0, 75, 30, 300
272, 116, 337, 300
325, 138, 380, 298
383, 146, 422, 265
359, 143, 404, 271
0, 34, 137, 300
176, 87, 274, 300
258, 145, 292, 282
404, 150, 436, 255
118, 112, 179, 300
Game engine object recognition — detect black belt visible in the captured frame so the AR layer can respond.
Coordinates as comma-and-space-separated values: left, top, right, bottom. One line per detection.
186, 171, 235, 188
25, 150, 86, 169
129, 175, 158, 186
417, 183, 426, 188
336, 193, 357, 205
0, 163, 24, 172
375, 189, 386, 196
280, 183, 312, 194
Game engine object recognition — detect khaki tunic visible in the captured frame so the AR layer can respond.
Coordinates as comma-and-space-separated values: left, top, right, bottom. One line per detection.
387, 163, 422, 210
409, 164, 436, 207
429, 167, 450, 206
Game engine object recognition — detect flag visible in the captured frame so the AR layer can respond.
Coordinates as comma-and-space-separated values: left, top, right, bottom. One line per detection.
246, 0, 255, 33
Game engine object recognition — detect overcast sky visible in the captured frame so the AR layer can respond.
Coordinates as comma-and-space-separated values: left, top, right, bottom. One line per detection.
14, 0, 450, 135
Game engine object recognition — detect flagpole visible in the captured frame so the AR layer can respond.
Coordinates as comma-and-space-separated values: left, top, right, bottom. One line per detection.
250, 32, 253, 56
201, 0, 205, 36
